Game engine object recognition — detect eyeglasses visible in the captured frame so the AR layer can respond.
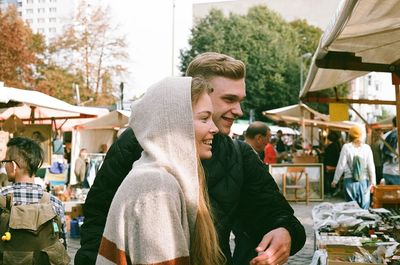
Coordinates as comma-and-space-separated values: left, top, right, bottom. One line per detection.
0, 160, 20, 168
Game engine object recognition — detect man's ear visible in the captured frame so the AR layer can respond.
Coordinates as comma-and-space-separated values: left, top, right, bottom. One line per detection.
12, 161, 17, 174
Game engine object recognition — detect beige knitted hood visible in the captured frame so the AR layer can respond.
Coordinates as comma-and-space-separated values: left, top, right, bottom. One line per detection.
129, 76, 198, 232
97, 76, 198, 264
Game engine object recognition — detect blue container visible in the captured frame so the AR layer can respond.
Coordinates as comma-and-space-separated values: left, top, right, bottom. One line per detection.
70, 219, 80, 238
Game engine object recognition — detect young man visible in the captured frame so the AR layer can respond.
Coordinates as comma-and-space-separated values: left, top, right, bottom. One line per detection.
244, 121, 271, 160
75, 52, 306, 265
0, 137, 68, 256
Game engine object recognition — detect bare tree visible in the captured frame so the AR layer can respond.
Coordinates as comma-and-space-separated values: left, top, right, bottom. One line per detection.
51, 0, 129, 104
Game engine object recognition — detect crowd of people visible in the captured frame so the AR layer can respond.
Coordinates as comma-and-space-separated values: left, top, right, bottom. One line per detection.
243, 116, 399, 211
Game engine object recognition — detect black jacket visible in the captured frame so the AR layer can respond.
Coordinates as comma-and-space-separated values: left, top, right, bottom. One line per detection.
75, 128, 306, 265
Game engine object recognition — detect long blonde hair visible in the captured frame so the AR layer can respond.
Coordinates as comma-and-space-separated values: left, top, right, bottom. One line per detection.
190, 159, 225, 265
190, 77, 225, 265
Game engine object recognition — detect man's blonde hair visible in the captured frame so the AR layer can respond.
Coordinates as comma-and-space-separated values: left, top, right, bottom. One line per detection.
186, 52, 246, 80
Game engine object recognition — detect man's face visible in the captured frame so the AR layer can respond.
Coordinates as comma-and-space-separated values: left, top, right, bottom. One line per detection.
4, 151, 16, 181
208, 76, 246, 135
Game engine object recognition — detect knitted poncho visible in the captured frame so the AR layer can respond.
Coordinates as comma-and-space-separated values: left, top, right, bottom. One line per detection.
96, 77, 198, 265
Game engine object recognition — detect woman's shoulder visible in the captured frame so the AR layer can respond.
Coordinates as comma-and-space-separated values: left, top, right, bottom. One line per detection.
123, 167, 182, 195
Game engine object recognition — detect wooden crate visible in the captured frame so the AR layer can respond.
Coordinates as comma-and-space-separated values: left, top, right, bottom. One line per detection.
372, 185, 400, 208
327, 246, 383, 265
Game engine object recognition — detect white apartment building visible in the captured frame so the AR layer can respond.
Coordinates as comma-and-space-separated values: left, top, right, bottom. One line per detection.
349, 73, 396, 124
193, 0, 396, 122
1, 0, 76, 42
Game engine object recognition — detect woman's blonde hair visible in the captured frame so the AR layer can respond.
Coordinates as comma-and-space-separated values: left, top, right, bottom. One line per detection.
191, 159, 225, 265
190, 77, 225, 265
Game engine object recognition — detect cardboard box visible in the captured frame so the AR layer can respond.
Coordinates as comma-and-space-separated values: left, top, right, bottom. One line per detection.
65, 214, 71, 232
71, 204, 84, 219
326, 245, 384, 265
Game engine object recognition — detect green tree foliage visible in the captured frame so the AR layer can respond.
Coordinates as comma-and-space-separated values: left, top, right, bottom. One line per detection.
180, 6, 323, 120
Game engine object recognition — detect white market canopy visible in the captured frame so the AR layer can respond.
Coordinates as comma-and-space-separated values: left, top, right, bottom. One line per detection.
0, 85, 109, 130
75, 110, 130, 130
263, 103, 328, 122
299, 0, 400, 165
300, 0, 400, 107
262, 103, 355, 131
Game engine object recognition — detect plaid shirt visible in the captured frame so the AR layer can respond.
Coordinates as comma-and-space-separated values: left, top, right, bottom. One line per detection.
0, 182, 67, 246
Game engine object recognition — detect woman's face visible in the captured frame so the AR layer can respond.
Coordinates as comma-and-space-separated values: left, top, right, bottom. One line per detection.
193, 93, 218, 159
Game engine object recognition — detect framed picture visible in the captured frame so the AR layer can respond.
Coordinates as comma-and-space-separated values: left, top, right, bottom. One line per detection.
15, 124, 52, 166
269, 163, 324, 201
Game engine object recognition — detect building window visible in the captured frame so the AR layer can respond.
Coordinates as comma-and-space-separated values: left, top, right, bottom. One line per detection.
26, 19, 33, 24
38, 7, 45, 13
37, 28, 45, 33
49, 17, 56, 23
26, 8, 33, 14
49, 27, 56, 33
18, 11, 22, 16
26, 0, 34, 3
18, 1, 22, 6
49, 7, 56, 12
37, 18, 45, 23
49, 0, 56, 2
38, 0, 45, 3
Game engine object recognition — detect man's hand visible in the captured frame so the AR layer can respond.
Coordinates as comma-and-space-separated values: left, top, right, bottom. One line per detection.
250, 227, 291, 265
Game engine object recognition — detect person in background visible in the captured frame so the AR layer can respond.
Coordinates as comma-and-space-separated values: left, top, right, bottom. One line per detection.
276, 129, 286, 154
371, 129, 384, 185
382, 116, 399, 184
331, 125, 376, 209
99, 144, 108, 154
0, 163, 9, 188
264, 137, 278, 165
276, 129, 288, 163
74, 148, 88, 188
64, 141, 72, 185
76, 52, 305, 265
0, 136, 67, 248
244, 121, 271, 160
323, 131, 342, 197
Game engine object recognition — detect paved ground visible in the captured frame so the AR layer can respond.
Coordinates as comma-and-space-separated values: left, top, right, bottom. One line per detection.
66, 196, 345, 265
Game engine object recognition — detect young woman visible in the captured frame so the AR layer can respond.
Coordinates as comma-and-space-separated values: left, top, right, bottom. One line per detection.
96, 77, 224, 265
331, 125, 376, 209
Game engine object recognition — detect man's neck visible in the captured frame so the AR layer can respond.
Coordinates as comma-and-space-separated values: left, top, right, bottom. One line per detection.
15, 175, 35, 184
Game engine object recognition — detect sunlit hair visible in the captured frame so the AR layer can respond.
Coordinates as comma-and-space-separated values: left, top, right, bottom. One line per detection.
190, 159, 225, 265
187, 52, 246, 80
191, 76, 213, 104
190, 77, 225, 265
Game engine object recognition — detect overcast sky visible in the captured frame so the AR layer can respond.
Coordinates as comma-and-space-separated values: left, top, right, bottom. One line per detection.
102, 0, 217, 100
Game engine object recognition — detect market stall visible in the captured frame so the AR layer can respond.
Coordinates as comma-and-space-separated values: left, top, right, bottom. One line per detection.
70, 110, 130, 186
0, 84, 109, 210
299, 0, 400, 158
311, 201, 400, 264
302, 0, 400, 263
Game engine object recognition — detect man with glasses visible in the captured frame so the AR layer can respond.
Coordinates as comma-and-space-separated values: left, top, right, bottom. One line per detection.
0, 137, 67, 248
